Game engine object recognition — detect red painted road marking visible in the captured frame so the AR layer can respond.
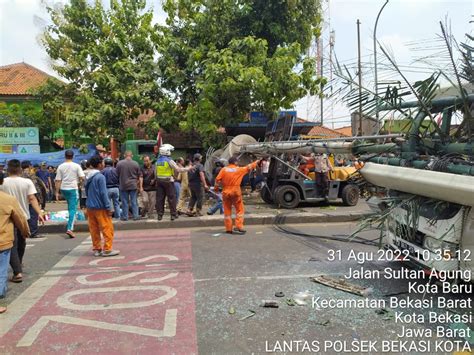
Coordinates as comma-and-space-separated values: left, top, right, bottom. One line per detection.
0, 230, 197, 354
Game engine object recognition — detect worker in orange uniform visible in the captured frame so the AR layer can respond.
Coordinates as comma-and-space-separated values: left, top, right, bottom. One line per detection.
299, 153, 316, 176
214, 156, 261, 234
353, 158, 364, 170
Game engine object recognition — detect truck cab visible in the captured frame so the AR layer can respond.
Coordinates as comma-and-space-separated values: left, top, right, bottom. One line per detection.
120, 140, 157, 164
375, 194, 473, 282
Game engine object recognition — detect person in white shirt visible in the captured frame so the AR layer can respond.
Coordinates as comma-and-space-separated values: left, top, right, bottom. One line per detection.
2, 159, 44, 283
261, 157, 270, 178
55, 150, 85, 238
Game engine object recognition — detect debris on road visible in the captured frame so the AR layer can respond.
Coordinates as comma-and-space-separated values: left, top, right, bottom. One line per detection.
275, 291, 285, 297
311, 275, 371, 297
228, 306, 236, 314
293, 290, 314, 306
260, 300, 279, 308
375, 308, 394, 321
286, 298, 297, 306
239, 310, 256, 321
294, 298, 307, 306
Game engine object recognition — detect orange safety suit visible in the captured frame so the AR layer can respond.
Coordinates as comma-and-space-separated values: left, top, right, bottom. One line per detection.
214, 161, 258, 232
298, 157, 315, 176
354, 160, 364, 170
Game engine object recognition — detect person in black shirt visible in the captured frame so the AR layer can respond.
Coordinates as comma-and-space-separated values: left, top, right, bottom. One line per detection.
186, 154, 209, 216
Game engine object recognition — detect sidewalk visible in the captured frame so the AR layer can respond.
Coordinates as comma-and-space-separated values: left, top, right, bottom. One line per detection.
41, 193, 373, 234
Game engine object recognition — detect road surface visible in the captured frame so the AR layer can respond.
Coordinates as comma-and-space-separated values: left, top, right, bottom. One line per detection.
0, 223, 471, 354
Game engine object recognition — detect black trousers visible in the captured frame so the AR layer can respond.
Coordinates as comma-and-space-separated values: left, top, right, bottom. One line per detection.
188, 184, 204, 211
156, 180, 177, 217
28, 205, 39, 237
10, 228, 26, 275
315, 172, 329, 197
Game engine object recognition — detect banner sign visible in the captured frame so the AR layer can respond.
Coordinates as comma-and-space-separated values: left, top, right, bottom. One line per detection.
0, 127, 39, 144
17, 145, 41, 154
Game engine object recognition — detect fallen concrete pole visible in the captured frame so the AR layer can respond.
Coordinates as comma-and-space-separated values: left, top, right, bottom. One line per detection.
238, 141, 354, 155
360, 162, 474, 207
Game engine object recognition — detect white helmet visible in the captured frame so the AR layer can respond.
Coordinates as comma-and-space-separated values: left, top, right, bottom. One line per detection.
159, 144, 174, 156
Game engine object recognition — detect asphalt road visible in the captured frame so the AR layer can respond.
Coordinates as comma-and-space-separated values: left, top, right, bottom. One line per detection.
0, 223, 472, 354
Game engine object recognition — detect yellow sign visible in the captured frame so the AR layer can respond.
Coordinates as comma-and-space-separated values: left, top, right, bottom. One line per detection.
0, 145, 13, 154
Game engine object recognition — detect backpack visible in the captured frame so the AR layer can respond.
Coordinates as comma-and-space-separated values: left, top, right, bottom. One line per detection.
23, 171, 46, 206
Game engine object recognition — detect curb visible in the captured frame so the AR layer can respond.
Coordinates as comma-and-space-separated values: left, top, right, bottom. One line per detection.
40, 211, 373, 234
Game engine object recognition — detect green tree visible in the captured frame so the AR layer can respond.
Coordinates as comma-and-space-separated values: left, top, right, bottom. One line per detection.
154, 0, 324, 143
41, 0, 162, 141
0, 90, 62, 147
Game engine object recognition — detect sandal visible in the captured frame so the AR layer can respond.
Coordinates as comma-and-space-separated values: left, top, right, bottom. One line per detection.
11, 274, 22, 283
0, 306, 6, 314
66, 230, 76, 239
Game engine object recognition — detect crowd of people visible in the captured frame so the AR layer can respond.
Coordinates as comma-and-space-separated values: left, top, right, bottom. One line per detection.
0, 143, 263, 313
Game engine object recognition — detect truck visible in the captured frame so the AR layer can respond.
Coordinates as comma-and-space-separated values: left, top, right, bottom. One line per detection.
368, 193, 474, 282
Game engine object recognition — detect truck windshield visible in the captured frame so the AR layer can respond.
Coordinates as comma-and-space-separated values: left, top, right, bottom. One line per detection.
138, 144, 156, 155
401, 199, 462, 220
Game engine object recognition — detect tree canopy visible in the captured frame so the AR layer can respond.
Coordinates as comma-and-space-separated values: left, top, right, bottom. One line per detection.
42, 0, 162, 140
41, 0, 323, 144
155, 0, 324, 142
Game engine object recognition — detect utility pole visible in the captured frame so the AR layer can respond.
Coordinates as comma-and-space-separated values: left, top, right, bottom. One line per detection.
357, 19, 362, 136
320, 37, 324, 126
329, 30, 336, 128
374, 0, 389, 122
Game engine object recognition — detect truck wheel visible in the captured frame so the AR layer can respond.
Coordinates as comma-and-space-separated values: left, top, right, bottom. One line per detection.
275, 185, 301, 209
260, 185, 274, 204
341, 184, 359, 206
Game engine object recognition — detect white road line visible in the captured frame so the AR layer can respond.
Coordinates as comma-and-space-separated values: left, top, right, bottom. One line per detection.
193, 273, 319, 282
28, 237, 47, 242
25, 244, 35, 249
0, 243, 89, 338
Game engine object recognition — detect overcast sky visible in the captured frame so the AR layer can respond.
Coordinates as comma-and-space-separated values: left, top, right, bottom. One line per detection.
1, 0, 473, 127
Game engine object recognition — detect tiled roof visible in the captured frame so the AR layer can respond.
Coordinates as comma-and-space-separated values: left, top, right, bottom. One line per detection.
296, 117, 310, 123
304, 125, 349, 138
0, 62, 54, 96
334, 126, 352, 137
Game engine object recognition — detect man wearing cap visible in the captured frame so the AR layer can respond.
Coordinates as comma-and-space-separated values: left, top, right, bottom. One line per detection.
22, 161, 46, 238
155, 144, 192, 221
214, 156, 261, 234
95, 144, 108, 159
186, 153, 209, 217
55, 150, 85, 238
